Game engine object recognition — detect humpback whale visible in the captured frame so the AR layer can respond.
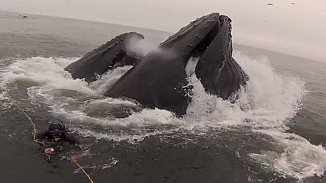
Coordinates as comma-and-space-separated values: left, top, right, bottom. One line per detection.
65, 13, 249, 116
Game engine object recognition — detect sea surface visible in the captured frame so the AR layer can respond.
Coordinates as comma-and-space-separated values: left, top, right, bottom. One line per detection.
1, 11, 326, 183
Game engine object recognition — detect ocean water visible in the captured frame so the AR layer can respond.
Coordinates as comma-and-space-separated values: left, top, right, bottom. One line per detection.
1, 11, 326, 183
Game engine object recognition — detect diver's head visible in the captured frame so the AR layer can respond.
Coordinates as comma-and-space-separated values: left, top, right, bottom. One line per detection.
48, 120, 65, 141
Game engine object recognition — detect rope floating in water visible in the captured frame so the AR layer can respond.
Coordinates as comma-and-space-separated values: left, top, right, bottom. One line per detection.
72, 159, 95, 183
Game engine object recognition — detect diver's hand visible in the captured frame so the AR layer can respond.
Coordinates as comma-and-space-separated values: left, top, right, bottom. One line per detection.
45, 147, 55, 155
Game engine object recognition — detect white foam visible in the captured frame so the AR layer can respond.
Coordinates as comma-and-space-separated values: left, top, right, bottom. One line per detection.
90, 65, 133, 94
250, 130, 326, 180
73, 157, 119, 173
234, 51, 307, 129
0, 57, 95, 95
73, 126, 174, 143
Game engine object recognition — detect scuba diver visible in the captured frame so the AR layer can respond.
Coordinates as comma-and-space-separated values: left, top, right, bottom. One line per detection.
35, 119, 79, 144
35, 119, 81, 157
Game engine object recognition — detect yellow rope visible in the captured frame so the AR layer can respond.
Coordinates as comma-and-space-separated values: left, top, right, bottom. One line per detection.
7, 92, 95, 183
7, 94, 38, 141
72, 159, 95, 183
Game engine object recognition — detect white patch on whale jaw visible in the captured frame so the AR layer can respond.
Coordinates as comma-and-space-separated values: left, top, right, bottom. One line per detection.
185, 57, 199, 77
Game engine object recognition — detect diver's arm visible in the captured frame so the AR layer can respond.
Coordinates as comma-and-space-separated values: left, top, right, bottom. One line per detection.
65, 133, 80, 145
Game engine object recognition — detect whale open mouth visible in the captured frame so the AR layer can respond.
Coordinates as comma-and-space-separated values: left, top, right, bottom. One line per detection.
64, 13, 249, 115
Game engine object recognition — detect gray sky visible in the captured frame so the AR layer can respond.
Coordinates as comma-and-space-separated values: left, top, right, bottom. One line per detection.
1, 0, 326, 62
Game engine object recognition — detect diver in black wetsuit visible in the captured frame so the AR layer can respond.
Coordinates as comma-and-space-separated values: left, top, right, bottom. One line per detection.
36, 119, 79, 144
35, 119, 81, 156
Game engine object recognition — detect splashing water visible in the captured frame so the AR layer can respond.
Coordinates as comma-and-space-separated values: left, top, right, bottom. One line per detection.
0, 51, 325, 181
